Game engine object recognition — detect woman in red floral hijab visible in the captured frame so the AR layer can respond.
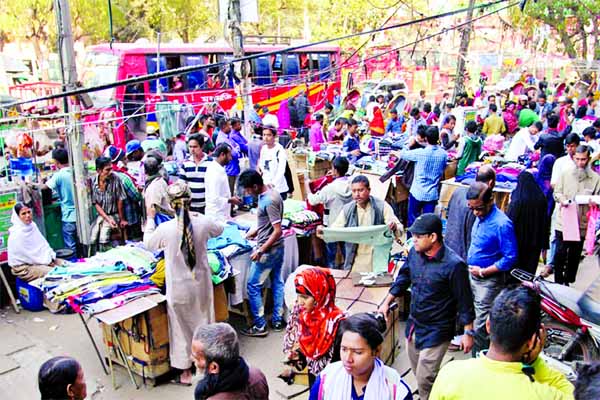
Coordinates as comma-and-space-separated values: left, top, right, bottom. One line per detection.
282, 267, 345, 386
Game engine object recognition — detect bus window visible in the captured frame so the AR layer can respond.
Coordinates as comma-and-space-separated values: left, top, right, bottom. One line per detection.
145, 55, 168, 93
222, 55, 235, 88
206, 54, 225, 89
284, 54, 299, 82
253, 55, 271, 85
183, 55, 206, 90
299, 54, 310, 79
272, 54, 283, 82
317, 53, 331, 80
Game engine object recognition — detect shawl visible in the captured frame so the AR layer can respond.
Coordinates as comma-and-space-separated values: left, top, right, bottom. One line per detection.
7, 210, 55, 267
167, 181, 196, 270
319, 358, 410, 400
294, 267, 344, 360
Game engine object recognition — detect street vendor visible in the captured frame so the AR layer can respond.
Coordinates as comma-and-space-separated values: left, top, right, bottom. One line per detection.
144, 181, 224, 386
326, 175, 401, 272
90, 156, 128, 251
8, 203, 61, 281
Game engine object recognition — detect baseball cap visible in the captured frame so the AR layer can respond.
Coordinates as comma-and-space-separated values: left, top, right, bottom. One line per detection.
408, 213, 443, 236
103, 145, 125, 163
126, 140, 142, 156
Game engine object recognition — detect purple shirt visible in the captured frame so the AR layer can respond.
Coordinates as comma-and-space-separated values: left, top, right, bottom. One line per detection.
310, 122, 325, 151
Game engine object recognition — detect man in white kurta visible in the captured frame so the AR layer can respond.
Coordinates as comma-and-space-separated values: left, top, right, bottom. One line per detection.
144, 183, 224, 383
205, 143, 242, 220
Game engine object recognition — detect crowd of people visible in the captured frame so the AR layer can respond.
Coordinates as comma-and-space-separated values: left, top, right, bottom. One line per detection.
11, 81, 600, 399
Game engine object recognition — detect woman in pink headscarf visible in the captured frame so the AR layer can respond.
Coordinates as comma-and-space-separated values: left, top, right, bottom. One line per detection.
503, 101, 518, 135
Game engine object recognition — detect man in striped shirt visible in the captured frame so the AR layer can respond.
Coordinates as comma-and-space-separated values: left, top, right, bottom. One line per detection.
178, 134, 211, 214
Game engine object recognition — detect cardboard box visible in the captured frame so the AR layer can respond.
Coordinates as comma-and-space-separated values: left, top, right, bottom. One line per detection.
97, 294, 170, 379
330, 268, 403, 366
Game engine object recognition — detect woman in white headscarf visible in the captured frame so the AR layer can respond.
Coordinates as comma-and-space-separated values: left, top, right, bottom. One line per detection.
143, 181, 224, 385
7, 203, 59, 281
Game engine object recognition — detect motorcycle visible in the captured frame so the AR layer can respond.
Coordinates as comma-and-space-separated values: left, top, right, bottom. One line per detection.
511, 269, 600, 379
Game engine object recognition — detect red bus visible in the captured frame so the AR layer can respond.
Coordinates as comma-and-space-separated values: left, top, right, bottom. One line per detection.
80, 42, 341, 151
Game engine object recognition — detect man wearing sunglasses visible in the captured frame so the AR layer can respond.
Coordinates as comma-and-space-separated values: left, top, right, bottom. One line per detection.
466, 181, 518, 355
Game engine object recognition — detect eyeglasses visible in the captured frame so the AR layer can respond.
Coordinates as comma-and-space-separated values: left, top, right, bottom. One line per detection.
468, 205, 487, 212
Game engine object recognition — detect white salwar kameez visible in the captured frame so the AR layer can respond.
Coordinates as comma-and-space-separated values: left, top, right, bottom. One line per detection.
143, 213, 223, 369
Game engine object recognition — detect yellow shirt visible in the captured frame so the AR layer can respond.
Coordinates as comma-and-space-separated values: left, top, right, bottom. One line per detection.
332, 200, 399, 273
430, 354, 574, 400
482, 114, 506, 136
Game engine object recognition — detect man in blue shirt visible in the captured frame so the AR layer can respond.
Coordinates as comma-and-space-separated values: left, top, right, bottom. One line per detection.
43, 148, 77, 254
466, 181, 518, 354
400, 126, 447, 228
385, 109, 403, 136
342, 118, 361, 162
216, 118, 248, 195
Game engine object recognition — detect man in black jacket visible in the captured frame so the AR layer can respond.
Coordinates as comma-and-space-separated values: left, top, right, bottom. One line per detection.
379, 213, 475, 400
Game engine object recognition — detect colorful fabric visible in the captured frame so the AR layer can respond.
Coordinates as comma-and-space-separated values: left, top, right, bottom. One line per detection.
294, 267, 344, 360
207, 250, 233, 285
370, 107, 385, 136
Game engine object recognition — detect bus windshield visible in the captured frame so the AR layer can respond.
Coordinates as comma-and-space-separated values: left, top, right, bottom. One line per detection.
81, 52, 119, 108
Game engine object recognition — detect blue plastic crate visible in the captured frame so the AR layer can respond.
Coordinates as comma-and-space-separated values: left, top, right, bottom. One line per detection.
16, 278, 44, 311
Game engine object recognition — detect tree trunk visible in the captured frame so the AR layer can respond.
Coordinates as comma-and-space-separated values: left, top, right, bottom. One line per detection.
31, 36, 49, 81
593, 17, 600, 61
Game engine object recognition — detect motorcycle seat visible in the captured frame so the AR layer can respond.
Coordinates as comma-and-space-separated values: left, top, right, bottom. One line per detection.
540, 281, 583, 316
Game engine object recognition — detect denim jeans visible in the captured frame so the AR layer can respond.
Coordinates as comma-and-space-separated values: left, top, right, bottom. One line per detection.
326, 242, 345, 269
247, 244, 285, 328
469, 273, 506, 353
408, 194, 437, 231
62, 221, 78, 255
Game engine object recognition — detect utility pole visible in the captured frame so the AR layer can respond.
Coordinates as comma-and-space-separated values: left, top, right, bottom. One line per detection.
227, 0, 253, 137
453, 0, 476, 102
54, 0, 93, 250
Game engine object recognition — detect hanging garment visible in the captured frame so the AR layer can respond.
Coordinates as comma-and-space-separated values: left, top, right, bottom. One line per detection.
155, 102, 178, 139
321, 225, 393, 273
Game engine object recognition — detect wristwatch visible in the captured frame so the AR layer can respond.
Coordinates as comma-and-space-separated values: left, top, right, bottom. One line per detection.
464, 329, 476, 337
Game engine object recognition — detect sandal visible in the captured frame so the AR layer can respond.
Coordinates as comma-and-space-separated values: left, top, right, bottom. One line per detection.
170, 375, 192, 387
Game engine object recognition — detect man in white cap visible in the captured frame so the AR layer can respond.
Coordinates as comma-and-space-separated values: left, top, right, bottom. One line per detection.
142, 126, 167, 156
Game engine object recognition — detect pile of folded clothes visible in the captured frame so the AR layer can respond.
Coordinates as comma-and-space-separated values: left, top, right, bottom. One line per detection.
42, 265, 158, 315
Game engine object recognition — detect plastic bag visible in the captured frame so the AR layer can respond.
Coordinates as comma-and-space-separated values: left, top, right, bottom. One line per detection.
585, 204, 599, 255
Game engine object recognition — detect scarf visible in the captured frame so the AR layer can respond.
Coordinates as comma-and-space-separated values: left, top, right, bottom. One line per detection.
320, 358, 408, 400
294, 267, 344, 360
7, 210, 55, 267
167, 182, 196, 270
194, 357, 250, 400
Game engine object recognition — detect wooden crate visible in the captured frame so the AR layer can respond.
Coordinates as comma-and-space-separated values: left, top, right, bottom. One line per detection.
100, 302, 170, 379
308, 159, 332, 180
329, 268, 404, 366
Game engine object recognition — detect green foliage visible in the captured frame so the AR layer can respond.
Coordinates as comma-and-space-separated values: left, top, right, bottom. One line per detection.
513, 0, 600, 59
